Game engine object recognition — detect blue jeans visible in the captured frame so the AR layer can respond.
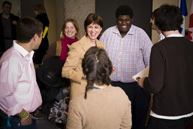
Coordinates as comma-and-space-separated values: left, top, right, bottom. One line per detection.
0, 116, 36, 129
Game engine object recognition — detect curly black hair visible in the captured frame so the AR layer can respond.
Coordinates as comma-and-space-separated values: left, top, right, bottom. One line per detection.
115, 5, 133, 19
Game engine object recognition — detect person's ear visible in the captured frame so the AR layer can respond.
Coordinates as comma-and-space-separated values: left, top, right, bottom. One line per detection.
33, 33, 38, 42
33, 33, 41, 44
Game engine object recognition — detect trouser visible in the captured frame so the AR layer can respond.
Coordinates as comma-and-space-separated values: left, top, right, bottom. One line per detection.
0, 112, 36, 129
146, 116, 193, 129
111, 81, 150, 129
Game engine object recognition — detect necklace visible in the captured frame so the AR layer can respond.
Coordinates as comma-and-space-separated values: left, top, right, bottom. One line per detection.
91, 87, 101, 89
91, 84, 108, 89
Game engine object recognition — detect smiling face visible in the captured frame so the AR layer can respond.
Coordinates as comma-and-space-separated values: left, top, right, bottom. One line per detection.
86, 22, 102, 41
117, 15, 132, 37
64, 22, 77, 39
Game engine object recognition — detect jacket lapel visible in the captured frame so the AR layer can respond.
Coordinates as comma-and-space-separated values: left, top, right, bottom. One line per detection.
81, 35, 91, 52
81, 35, 103, 52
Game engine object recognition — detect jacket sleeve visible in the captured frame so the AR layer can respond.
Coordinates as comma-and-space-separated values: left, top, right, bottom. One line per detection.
61, 43, 83, 83
144, 44, 164, 94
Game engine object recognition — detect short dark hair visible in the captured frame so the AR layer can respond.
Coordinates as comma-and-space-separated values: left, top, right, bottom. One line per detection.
2, 1, 12, 7
115, 5, 133, 19
84, 13, 103, 36
154, 4, 183, 31
82, 47, 112, 99
16, 17, 43, 43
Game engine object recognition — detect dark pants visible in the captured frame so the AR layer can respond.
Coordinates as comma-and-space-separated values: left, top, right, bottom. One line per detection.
0, 116, 36, 129
146, 116, 193, 129
111, 81, 150, 129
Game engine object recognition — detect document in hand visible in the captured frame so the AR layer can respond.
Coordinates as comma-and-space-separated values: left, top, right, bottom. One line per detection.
132, 66, 149, 81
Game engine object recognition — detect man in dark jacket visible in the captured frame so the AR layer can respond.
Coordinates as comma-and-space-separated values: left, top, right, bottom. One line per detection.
137, 4, 193, 129
0, 1, 20, 57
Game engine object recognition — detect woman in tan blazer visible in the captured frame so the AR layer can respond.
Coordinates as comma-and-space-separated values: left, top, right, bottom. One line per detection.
62, 13, 104, 99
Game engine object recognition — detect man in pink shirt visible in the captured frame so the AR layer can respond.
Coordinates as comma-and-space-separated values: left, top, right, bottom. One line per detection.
0, 17, 42, 129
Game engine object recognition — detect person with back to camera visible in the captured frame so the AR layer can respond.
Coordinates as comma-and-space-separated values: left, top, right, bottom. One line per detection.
42, 18, 81, 62
99, 5, 153, 129
137, 4, 193, 129
0, 1, 20, 57
66, 46, 132, 129
150, 8, 165, 43
62, 13, 104, 100
0, 17, 43, 129
33, 4, 49, 65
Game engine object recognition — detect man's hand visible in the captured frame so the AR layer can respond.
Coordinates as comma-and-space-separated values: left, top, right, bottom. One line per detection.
137, 77, 145, 88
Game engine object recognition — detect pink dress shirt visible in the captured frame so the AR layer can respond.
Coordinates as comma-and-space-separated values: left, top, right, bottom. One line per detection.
0, 40, 42, 116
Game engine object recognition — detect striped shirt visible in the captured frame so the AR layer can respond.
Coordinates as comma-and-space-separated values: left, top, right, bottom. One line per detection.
100, 25, 153, 83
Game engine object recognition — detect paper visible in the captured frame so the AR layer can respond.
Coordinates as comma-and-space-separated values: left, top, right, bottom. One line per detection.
132, 66, 149, 81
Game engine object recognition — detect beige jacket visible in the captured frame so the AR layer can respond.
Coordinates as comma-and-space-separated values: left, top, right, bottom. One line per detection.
61, 35, 104, 99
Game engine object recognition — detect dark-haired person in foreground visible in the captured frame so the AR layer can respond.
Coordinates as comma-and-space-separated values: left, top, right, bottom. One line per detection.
0, 17, 43, 129
100, 5, 153, 129
66, 47, 132, 129
137, 4, 193, 129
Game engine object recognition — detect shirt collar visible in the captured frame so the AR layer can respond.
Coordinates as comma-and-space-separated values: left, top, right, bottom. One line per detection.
113, 24, 134, 35
167, 34, 183, 38
13, 40, 34, 59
